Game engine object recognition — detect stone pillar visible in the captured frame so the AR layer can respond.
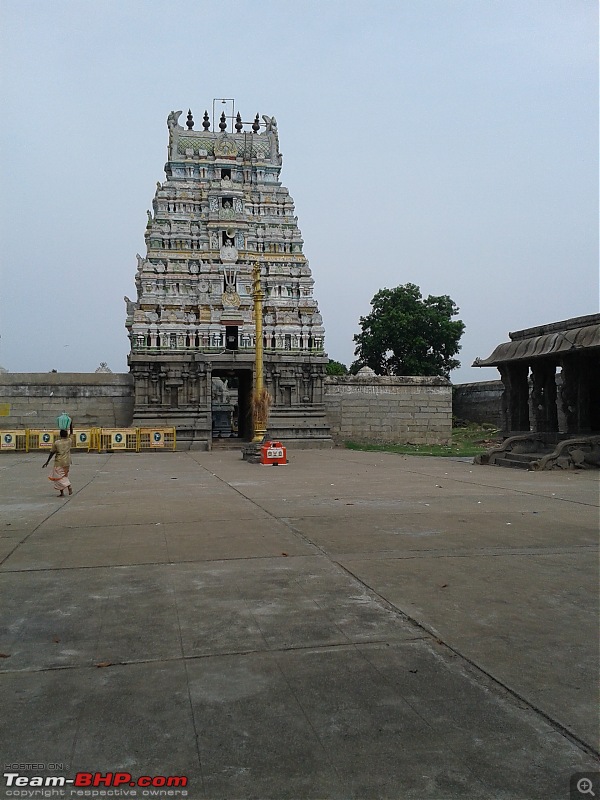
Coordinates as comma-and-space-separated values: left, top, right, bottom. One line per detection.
301, 368, 311, 403
164, 368, 182, 409
197, 365, 205, 407
295, 367, 303, 400
499, 363, 530, 433
311, 369, 323, 403
159, 369, 168, 405
587, 354, 600, 432
181, 367, 190, 405
270, 367, 279, 407
560, 355, 593, 433
556, 371, 568, 433
204, 364, 212, 411
559, 358, 579, 433
149, 368, 160, 405
530, 363, 559, 432
186, 366, 197, 406
133, 369, 149, 407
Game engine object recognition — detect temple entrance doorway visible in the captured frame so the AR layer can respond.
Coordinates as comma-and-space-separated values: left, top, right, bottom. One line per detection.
211, 369, 253, 441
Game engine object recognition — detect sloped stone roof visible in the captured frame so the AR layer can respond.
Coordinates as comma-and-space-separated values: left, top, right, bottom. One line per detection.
474, 314, 600, 367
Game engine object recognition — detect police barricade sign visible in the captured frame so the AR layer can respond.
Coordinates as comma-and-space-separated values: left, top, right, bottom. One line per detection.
138, 427, 176, 451
98, 429, 137, 452
111, 431, 127, 449
1, 431, 17, 450
39, 431, 55, 449
74, 430, 91, 449
151, 430, 164, 448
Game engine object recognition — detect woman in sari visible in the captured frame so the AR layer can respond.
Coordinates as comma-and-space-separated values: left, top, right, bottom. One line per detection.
42, 429, 73, 497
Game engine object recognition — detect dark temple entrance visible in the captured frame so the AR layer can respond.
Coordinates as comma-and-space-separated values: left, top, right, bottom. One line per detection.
211, 369, 252, 440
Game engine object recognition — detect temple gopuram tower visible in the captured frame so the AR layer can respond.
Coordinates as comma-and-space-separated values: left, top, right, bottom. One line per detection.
126, 102, 331, 449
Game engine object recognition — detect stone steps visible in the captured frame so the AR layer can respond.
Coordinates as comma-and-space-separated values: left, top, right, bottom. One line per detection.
491, 452, 541, 470
211, 437, 246, 450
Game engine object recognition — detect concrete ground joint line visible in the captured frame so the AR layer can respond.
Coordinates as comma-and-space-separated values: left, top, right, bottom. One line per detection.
0, 552, 333, 575
181, 654, 207, 793
0, 640, 418, 678
336, 561, 600, 762
0, 454, 113, 567
272, 650, 348, 787
351, 546, 599, 562
239, 584, 277, 654
188, 453, 330, 557
31, 513, 268, 532
342, 455, 600, 507
162, 451, 600, 745
0, 456, 39, 471
166, 539, 209, 795
353, 644, 497, 798
291, 574, 355, 647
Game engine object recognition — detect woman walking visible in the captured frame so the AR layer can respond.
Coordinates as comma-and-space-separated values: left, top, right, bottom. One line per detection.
42, 429, 73, 497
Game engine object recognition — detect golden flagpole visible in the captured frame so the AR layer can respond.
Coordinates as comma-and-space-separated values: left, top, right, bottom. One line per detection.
251, 261, 268, 442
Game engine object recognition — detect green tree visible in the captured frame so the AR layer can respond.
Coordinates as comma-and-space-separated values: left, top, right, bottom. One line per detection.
351, 283, 465, 378
326, 359, 348, 375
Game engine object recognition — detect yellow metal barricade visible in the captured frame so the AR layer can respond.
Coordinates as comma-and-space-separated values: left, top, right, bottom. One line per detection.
72, 429, 100, 451
90, 427, 101, 451
99, 428, 139, 452
138, 427, 176, 451
28, 429, 58, 451
0, 430, 28, 451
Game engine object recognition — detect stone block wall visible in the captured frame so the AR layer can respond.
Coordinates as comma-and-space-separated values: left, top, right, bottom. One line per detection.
452, 381, 503, 427
324, 375, 452, 445
0, 373, 135, 429
1, 372, 454, 447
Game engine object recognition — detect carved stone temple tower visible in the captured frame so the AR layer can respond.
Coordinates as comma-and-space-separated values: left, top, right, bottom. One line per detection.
125, 103, 331, 449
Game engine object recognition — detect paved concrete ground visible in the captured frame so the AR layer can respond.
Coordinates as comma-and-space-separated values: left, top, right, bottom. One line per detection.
0, 447, 598, 800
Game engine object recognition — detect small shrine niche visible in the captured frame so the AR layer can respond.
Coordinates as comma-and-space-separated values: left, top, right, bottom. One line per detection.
225, 326, 239, 350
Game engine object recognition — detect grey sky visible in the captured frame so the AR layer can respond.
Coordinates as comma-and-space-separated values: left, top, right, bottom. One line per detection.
0, 0, 597, 382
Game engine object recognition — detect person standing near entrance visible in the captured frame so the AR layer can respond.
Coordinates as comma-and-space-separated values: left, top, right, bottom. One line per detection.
42, 430, 73, 497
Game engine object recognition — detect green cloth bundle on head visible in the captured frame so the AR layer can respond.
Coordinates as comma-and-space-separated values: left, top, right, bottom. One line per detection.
57, 412, 72, 431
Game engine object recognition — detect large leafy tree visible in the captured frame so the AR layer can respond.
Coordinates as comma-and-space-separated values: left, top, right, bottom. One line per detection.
351, 283, 465, 378
326, 359, 348, 375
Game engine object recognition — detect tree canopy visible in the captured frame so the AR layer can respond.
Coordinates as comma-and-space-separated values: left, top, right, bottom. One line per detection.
351, 283, 465, 378
326, 359, 348, 375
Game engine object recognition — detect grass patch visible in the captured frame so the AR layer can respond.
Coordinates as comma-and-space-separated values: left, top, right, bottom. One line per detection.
345, 424, 501, 458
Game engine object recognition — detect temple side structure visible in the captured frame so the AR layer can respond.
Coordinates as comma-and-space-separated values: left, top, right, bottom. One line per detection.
473, 314, 600, 469
126, 104, 331, 449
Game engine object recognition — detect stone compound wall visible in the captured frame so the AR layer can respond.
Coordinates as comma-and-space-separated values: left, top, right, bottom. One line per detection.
0, 373, 134, 429
324, 374, 452, 445
1, 372, 453, 447
452, 381, 503, 427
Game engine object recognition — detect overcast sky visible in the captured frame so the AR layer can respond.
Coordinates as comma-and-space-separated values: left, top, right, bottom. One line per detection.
0, 0, 597, 383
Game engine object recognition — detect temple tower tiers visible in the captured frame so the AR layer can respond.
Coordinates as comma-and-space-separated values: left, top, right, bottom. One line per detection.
126, 105, 332, 449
